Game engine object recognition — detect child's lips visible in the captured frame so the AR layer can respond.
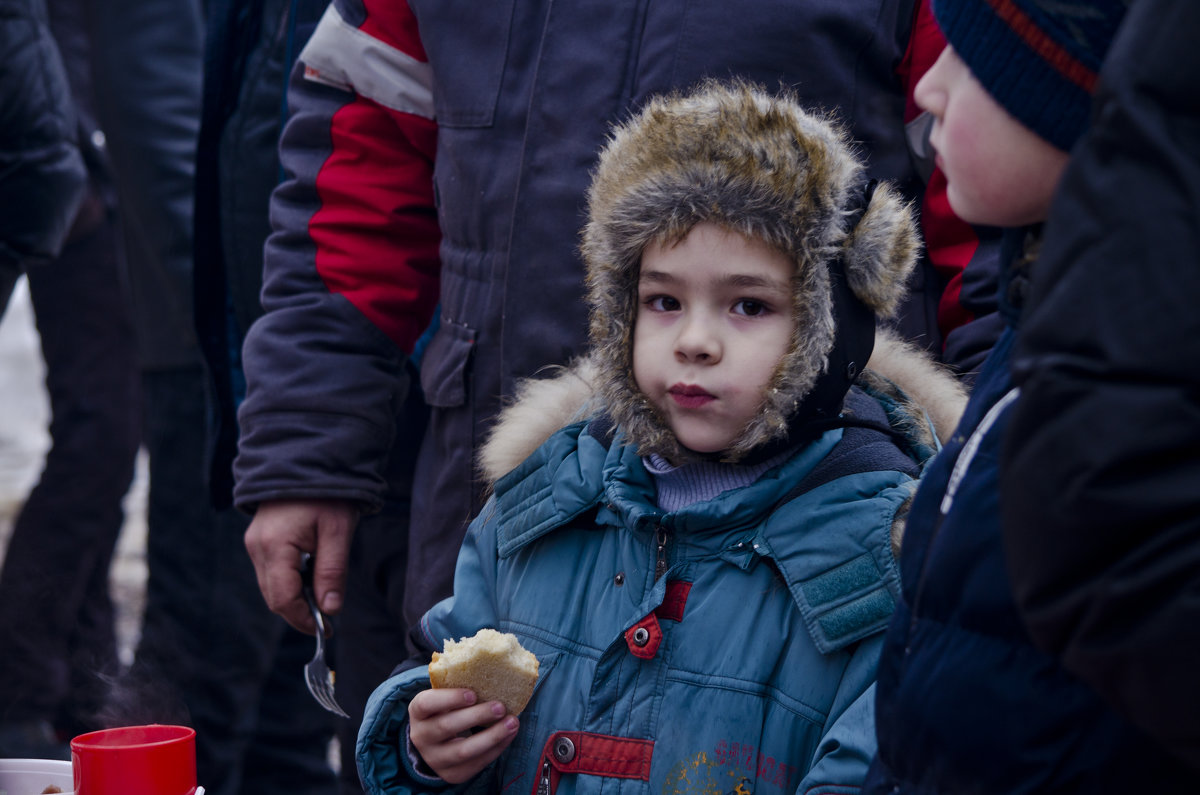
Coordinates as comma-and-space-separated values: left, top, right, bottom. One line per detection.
669, 384, 715, 408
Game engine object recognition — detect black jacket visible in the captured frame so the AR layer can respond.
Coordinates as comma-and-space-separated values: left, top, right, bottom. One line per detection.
0, 0, 86, 296
192, 0, 328, 505
1002, 0, 1200, 774
865, 232, 1195, 794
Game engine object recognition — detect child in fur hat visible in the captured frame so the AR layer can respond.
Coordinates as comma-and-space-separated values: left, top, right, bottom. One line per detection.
356, 81, 966, 795
861, 1, 1197, 792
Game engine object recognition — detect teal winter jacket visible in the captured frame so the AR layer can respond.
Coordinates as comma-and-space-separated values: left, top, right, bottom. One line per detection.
358, 348, 962, 795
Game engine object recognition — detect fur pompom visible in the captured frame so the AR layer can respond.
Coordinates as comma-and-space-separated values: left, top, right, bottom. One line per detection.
842, 183, 920, 318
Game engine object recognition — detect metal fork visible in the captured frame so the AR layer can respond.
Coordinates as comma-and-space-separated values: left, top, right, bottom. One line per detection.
300, 553, 350, 718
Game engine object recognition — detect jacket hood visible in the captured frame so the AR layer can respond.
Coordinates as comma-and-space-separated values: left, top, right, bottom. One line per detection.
479, 328, 967, 486
581, 80, 920, 464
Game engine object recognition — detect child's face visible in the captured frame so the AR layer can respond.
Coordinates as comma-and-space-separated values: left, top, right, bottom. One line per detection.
915, 45, 1069, 226
633, 222, 796, 455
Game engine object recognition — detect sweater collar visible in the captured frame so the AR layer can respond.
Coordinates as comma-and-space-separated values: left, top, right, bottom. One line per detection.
643, 451, 794, 513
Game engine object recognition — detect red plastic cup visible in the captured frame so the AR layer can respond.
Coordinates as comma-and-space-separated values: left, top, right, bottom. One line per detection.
71, 724, 198, 795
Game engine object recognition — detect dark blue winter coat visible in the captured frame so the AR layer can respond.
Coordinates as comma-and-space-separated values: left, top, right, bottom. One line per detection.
864, 232, 1197, 793
192, 0, 328, 505
1001, 0, 1200, 773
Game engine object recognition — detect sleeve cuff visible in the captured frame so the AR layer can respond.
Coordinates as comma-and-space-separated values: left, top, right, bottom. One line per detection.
404, 723, 448, 787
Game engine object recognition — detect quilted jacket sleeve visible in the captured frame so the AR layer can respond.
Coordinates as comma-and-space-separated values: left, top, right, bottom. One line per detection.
357, 504, 503, 795
0, 0, 86, 277
1001, 0, 1200, 771
795, 636, 887, 793
234, 0, 441, 512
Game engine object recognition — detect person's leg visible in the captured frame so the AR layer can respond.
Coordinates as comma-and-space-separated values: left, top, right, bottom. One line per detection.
332, 507, 412, 793
85, 0, 203, 375
132, 367, 219, 686
117, 367, 224, 739
0, 263, 21, 319
87, 4, 335, 789
332, 376, 425, 793
56, 530, 122, 739
125, 370, 337, 795
0, 214, 139, 756
402, 405, 476, 639
216, 507, 337, 795
238, 624, 339, 795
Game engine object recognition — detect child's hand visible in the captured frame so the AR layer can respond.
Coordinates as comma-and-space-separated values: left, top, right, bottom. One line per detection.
408, 688, 520, 783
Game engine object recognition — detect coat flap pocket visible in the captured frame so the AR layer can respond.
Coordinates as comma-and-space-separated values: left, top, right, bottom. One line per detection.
409, 0, 516, 127
419, 318, 476, 408
794, 553, 896, 654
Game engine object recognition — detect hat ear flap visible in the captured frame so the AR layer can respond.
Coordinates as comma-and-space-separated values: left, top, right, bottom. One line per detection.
841, 183, 919, 318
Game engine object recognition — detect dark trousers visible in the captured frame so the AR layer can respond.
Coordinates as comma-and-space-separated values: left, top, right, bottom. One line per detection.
123, 367, 336, 795
0, 216, 140, 732
330, 377, 426, 793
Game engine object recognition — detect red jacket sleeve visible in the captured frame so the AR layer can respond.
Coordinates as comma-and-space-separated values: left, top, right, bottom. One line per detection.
234, 0, 439, 511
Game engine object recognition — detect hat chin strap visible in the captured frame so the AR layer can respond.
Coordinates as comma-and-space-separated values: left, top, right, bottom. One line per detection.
799, 250, 877, 422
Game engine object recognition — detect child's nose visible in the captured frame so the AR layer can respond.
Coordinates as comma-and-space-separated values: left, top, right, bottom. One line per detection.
914, 46, 952, 119
675, 315, 720, 362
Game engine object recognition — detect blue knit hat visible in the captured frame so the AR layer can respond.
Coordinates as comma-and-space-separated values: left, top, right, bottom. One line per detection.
932, 0, 1127, 151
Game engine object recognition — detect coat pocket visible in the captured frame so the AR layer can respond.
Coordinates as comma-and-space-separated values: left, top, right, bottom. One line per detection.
407, 0, 516, 127
418, 317, 476, 408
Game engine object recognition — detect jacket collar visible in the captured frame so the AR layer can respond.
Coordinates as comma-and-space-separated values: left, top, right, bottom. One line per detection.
492, 417, 903, 654
494, 420, 845, 559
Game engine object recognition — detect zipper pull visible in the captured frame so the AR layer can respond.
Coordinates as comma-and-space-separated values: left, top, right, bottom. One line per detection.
536, 758, 551, 795
655, 526, 669, 580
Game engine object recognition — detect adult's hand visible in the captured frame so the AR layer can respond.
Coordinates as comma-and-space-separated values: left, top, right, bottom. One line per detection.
244, 498, 359, 634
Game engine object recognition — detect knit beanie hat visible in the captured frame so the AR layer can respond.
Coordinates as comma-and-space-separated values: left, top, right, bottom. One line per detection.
582, 81, 918, 465
932, 0, 1128, 152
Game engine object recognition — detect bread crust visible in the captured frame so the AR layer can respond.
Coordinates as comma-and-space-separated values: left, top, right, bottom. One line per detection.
428, 629, 539, 716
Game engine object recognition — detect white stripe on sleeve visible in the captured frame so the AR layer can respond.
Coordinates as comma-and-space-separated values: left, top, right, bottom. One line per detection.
298, 4, 435, 120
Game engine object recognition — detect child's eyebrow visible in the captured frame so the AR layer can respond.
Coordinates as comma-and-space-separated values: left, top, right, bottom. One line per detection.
721, 273, 791, 293
638, 269, 679, 287
638, 270, 790, 293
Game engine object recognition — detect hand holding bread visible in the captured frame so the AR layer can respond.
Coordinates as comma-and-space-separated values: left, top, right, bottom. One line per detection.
408, 629, 538, 783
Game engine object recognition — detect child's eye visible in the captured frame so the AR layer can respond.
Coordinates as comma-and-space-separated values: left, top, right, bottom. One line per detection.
733, 299, 769, 317
645, 295, 681, 312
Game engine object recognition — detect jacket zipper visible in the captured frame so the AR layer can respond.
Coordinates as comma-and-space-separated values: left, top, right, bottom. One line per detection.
907, 387, 1021, 646
654, 526, 669, 580
536, 758, 552, 795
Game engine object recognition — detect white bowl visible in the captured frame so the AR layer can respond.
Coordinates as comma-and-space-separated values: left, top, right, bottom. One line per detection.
0, 758, 73, 795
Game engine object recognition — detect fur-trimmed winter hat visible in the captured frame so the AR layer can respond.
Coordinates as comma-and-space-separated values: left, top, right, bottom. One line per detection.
582, 80, 919, 465
932, 0, 1127, 152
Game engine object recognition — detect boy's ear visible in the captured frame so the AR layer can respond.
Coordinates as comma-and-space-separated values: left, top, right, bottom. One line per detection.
841, 182, 920, 318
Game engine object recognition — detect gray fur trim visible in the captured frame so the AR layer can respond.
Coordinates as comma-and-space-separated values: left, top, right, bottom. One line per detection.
582, 80, 918, 463
476, 332, 966, 486
844, 184, 921, 316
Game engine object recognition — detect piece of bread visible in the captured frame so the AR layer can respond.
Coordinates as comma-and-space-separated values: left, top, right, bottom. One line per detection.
428, 628, 539, 715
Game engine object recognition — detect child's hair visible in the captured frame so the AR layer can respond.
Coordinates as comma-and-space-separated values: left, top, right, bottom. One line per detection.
581, 80, 918, 464
930, 0, 1127, 151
